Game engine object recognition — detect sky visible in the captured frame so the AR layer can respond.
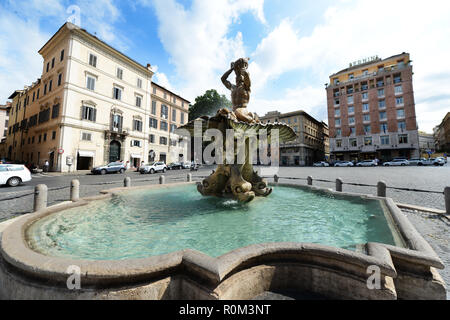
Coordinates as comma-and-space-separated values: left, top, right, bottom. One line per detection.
0, 0, 449, 132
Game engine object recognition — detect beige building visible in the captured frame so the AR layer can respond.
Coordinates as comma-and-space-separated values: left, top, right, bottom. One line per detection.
0, 103, 10, 159
5, 22, 189, 172
259, 110, 327, 166
433, 112, 450, 153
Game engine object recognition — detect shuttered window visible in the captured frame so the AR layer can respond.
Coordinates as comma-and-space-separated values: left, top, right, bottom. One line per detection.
81, 106, 96, 122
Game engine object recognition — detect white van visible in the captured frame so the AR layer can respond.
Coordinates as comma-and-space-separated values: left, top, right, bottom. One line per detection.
0, 164, 32, 187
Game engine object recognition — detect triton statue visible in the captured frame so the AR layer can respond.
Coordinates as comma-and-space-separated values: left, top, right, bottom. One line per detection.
180, 58, 296, 202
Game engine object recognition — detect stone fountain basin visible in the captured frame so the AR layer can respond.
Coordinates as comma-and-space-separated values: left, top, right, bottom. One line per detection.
0, 182, 446, 300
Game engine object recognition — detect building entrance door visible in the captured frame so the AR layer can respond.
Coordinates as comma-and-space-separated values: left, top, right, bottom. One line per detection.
109, 140, 121, 163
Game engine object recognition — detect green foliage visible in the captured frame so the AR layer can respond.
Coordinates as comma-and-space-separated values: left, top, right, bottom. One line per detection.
188, 89, 231, 121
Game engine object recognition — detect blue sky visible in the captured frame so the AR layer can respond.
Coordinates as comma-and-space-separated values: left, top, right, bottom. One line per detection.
1, 0, 450, 132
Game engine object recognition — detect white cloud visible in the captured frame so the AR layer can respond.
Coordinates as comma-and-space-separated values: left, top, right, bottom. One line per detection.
151, 65, 173, 91
147, 0, 266, 100
248, 0, 450, 132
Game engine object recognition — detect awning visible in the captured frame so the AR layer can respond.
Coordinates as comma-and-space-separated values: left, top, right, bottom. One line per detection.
130, 153, 141, 158
78, 150, 95, 157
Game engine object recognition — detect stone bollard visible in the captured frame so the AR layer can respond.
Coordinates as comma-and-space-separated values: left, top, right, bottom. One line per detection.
307, 176, 313, 186
445, 187, 450, 215
274, 174, 279, 183
377, 181, 387, 197
187, 173, 192, 182
33, 184, 48, 212
159, 175, 165, 184
70, 179, 80, 202
124, 177, 131, 187
336, 178, 343, 192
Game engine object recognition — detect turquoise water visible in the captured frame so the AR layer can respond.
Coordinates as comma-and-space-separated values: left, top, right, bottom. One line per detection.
27, 185, 398, 260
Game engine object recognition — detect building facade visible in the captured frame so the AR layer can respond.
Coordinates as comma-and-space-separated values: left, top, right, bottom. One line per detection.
5, 23, 189, 172
326, 53, 419, 162
0, 103, 10, 158
433, 112, 450, 153
259, 110, 327, 166
418, 131, 435, 157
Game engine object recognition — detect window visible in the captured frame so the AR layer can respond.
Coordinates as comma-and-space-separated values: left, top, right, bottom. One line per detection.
395, 85, 403, 95
81, 105, 96, 122
160, 121, 168, 131
136, 95, 142, 108
381, 135, 389, 145
336, 140, 342, 147
361, 82, 368, 90
153, 86, 156, 94
172, 109, 176, 122
397, 109, 405, 118
363, 114, 370, 122
44, 83, 47, 95
137, 78, 142, 88
364, 125, 371, 134
112, 114, 122, 130
132, 140, 142, 147
81, 132, 92, 141
46, 62, 49, 72
377, 89, 384, 97
133, 119, 143, 132
350, 138, 357, 147
49, 80, 53, 92
149, 117, 158, 129
170, 124, 177, 132
52, 131, 56, 140
151, 101, 157, 115
364, 137, 373, 146
170, 139, 177, 147
350, 127, 355, 135
38, 135, 42, 143
113, 87, 122, 100
32, 136, 35, 143
335, 118, 341, 126
117, 68, 123, 79
149, 134, 155, 143
378, 100, 386, 108
396, 97, 404, 105
173, 96, 176, 103
348, 73, 354, 80
398, 121, 406, 131
180, 112, 185, 124
394, 75, 401, 83
379, 111, 387, 120
60, 49, 64, 61
362, 92, 368, 100
38, 108, 50, 124
336, 128, 341, 136
399, 134, 408, 144
86, 76, 95, 91
335, 108, 340, 117
164, 92, 167, 100
58, 73, 62, 86
51, 57, 55, 69
37, 89, 40, 99
52, 104, 60, 119
159, 136, 168, 145
334, 99, 339, 106
348, 106, 354, 114
362, 103, 369, 112
363, 69, 368, 76
380, 123, 388, 133
347, 96, 354, 104
161, 105, 168, 119
348, 117, 355, 125
89, 54, 97, 67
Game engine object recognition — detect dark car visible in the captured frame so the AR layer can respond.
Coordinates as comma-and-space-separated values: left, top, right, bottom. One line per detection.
167, 162, 183, 170
91, 162, 127, 175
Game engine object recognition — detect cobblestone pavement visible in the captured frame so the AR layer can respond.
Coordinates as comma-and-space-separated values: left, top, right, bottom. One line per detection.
0, 165, 448, 298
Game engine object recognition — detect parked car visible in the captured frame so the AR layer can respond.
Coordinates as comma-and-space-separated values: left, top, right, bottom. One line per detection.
181, 162, 191, 169
356, 160, 378, 167
334, 161, 354, 167
139, 161, 167, 174
408, 158, 431, 166
313, 161, 329, 167
435, 156, 447, 164
430, 158, 445, 166
167, 162, 183, 170
91, 162, 127, 175
0, 164, 32, 187
383, 159, 409, 166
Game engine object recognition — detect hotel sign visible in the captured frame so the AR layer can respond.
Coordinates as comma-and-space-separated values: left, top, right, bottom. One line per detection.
349, 55, 379, 68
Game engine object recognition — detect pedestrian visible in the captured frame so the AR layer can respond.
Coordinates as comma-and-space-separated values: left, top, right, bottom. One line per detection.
44, 160, 50, 172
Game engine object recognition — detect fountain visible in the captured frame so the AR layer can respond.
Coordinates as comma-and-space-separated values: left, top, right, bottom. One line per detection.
180, 57, 296, 202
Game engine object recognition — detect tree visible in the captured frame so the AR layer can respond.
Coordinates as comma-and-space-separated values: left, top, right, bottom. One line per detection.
188, 89, 231, 121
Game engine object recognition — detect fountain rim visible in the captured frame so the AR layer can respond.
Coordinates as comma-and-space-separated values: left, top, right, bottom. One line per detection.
0, 181, 444, 289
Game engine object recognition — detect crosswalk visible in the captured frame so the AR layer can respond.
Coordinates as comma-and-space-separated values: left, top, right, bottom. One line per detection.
31, 173, 49, 178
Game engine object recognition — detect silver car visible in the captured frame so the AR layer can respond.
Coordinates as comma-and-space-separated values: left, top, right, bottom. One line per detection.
334, 161, 354, 167
356, 160, 378, 167
383, 159, 409, 166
